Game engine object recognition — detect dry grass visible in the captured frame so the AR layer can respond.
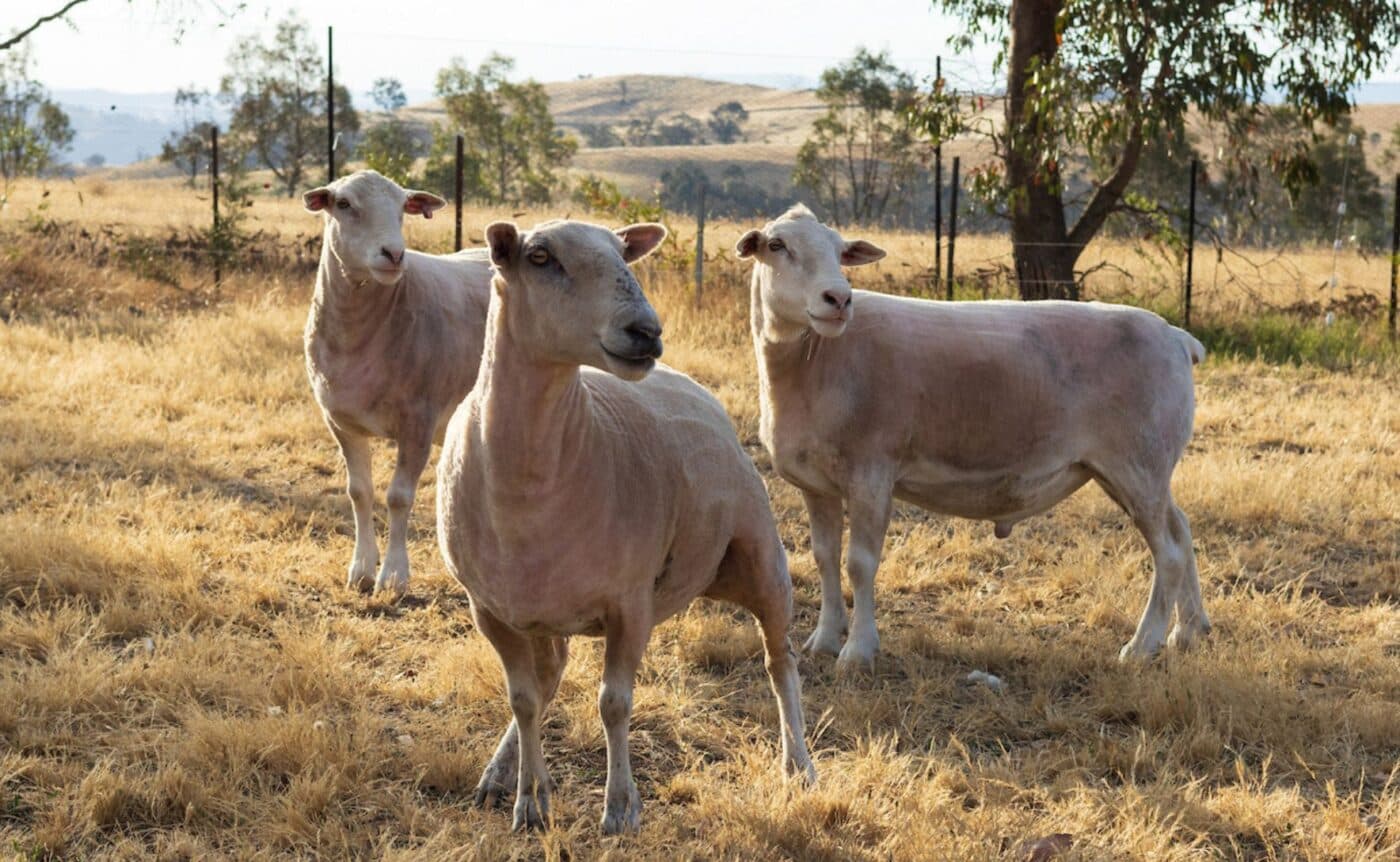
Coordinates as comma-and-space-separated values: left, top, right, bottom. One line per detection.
4, 175, 1397, 319
1, 180, 1399, 860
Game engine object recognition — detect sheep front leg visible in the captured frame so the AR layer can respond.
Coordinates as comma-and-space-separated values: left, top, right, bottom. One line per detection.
377, 427, 432, 597
475, 610, 556, 831
474, 637, 569, 809
800, 490, 846, 657
838, 475, 894, 673
598, 613, 651, 834
330, 423, 377, 592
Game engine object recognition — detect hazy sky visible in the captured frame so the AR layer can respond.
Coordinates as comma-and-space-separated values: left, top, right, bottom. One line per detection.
8, 0, 1400, 97
8, 0, 1018, 96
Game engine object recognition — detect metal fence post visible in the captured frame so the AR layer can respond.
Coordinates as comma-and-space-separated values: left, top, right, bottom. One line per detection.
933, 55, 942, 297
1389, 173, 1398, 341
945, 156, 959, 301
454, 134, 464, 252
1383, 170, 1394, 341
211, 124, 221, 290
1185, 158, 1198, 329
327, 25, 335, 183
694, 181, 706, 308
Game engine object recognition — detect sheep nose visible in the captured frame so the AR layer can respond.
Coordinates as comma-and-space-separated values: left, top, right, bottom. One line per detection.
623, 320, 664, 358
626, 318, 661, 340
381, 247, 404, 265
821, 288, 852, 311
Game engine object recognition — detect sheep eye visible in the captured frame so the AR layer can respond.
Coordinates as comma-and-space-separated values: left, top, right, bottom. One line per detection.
335, 199, 351, 211
767, 238, 785, 252
527, 248, 550, 266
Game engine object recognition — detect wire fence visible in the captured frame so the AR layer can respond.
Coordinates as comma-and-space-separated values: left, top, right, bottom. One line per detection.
5, 34, 1399, 339
4, 133, 1398, 342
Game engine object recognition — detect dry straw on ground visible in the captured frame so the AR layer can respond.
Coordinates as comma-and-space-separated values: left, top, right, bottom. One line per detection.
0, 182, 1398, 860
4, 175, 1396, 315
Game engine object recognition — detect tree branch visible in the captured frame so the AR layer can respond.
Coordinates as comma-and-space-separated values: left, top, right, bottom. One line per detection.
1, 0, 92, 51
1067, 45, 1175, 252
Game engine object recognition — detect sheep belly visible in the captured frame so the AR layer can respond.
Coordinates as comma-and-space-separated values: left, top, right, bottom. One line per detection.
893, 461, 1092, 522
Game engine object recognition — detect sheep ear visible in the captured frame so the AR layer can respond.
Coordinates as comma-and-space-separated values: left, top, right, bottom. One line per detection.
486, 222, 519, 268
616, 223, 667, 263
735, 229, 763, 259
841, 239, 886, 266
404, 190, 447, 220
303, 187, 331, 213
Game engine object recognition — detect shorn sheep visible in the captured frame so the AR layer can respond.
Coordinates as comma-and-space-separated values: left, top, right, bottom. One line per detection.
303, 170, 492, 596
436, 219, 815, 834
739, 204, 1209, 671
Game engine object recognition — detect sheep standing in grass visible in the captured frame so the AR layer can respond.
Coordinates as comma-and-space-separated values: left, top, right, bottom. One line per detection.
437, 219, 815, 834
303, 170, 492, 597
740, 204, 1209, 671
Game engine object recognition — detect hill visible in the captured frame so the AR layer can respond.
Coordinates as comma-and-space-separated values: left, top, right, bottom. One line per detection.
402, 74, 999, 198
65, 73, 1400, 207
405, 74, 826, 146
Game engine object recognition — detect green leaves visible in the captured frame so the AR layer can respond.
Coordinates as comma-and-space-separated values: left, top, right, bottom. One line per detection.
433, 54, 576, 206
926, 0, 1400, 288
795, 48, 925, 226
219, 12, 358, 196
0, 43, 72, 190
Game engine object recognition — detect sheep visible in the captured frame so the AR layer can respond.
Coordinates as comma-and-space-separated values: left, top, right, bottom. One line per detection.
302, 170, 492, 597
738, 204, 1209, 671
436, 218, 815, 834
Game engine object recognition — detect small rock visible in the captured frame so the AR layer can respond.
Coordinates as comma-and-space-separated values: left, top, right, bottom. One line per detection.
312, 720, 326, 731
266, 705, 284, 716
142, 637, 155, 654
396, 734, 414, 746
966, 670, 1005, 692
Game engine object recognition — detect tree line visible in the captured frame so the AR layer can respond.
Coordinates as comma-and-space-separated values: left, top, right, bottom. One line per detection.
5, 1, 1399, 302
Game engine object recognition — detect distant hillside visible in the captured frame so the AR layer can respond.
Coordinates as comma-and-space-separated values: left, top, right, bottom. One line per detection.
52, 76, 1400, 199
405, 74, 827, 147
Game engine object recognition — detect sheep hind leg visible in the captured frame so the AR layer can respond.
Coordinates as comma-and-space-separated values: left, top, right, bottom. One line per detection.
712, 535, 817, 785
472, 637, 568, 810
1165, 503, 1211, 651
1094, 470, 1187, 662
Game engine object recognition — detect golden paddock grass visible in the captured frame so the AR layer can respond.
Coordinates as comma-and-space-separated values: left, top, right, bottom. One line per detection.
5, 175, 1400, 318
1, 176, 1398, 860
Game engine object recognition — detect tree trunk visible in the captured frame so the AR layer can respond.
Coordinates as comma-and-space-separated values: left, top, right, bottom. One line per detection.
1013, 242, 1078, 301
1005, 0, 1078, 300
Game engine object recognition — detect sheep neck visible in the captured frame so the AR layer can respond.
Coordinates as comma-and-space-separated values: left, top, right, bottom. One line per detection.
750, 264, 814, 377
309, 226, 406, 354
476, 286, 591, 492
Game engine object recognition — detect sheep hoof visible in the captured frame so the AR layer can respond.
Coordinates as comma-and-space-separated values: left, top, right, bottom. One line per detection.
373, 564, 409, 599
1117, 638, 1163, 663
801, 628, 842, 657
346, 561, 377, 593
512, 791, 549, 832
1167, 617, 1211, 651
600, 782, 642, 835
834, 648, 876, 677
473, 775, 513, 810
786, 756, 817, 787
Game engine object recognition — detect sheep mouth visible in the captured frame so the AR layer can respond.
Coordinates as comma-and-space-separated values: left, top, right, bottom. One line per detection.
807, 312, 850, 336
601, 344, 659, 372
